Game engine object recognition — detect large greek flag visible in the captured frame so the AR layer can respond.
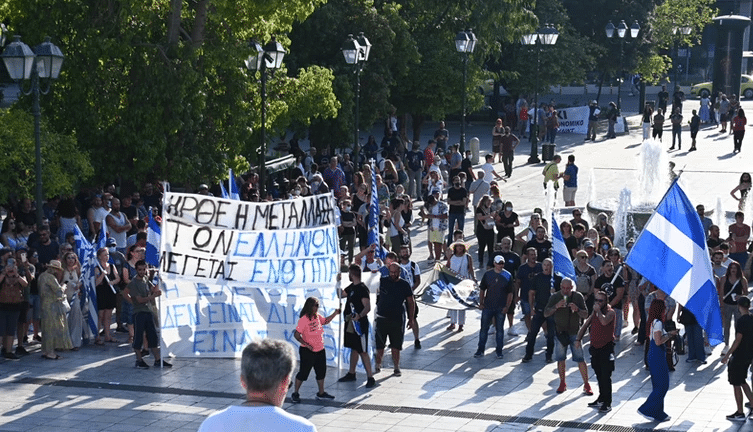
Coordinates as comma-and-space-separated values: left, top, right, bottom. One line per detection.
625, 181, 723, 345
146, 209, 161, 267
74, 224, 106, 337
551, 212, 576, 279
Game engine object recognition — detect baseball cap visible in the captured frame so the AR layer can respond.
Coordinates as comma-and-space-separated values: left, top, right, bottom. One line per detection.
494, 255, 505, 264
106, 237, 117, 247
583, 240, 595, 249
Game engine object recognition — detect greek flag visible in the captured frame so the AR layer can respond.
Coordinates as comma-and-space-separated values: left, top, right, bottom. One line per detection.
367, 162, 385, 259
74, 224, 104, 337
625, 181, 723, 345
229, 168, 241, 200
146, 209, 161, 267
551, 212, 575, 279
219, 182, 229, 199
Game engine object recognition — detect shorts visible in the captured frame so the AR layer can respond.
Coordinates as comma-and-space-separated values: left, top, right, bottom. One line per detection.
121, 301, 134, 325
728, 356, 751, 386
17, 301, 29, 324
28, 294, 41, 321
492, 143, 501, 154
428, 230, 445, 244
344, 321, 369, 353
563, 186, 577, 202
554, 334, 585, 362
375, 317, 405, 350
296, 347, 327, 382
0, 309, 20, 337
520, 299, 531, 316
132, 311, 159, 350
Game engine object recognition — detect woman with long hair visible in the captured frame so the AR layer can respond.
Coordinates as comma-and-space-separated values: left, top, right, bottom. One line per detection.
94, 247, 120, 344
597, 237, 613, 260
290, 297, 340, 402
638, 299, 677, 422
382, 159, 399, 193
62, 251, 84, 349
719, 261, 749, 352
1, 218, 20, 249
730, 172, 752, 211
475, 196, 496, 269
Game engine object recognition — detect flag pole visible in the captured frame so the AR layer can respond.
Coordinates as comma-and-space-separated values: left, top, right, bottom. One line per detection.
158, 181, 169, 368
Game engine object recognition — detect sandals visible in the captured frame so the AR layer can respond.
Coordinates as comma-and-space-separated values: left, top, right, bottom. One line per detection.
42, 354, 61, 360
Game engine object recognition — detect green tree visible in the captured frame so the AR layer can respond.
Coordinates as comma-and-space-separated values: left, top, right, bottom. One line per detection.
0, 109, 93, 204
1, 0, 338, 189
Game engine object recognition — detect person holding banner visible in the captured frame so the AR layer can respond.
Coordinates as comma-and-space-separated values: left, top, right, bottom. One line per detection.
290, 297, 340, 403
338, 265, 376, 388
446, 242, 476, 332
94, 247, 120, 345
198, 339, 316, 432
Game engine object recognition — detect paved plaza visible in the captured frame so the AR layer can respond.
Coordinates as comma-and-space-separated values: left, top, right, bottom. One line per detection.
2, 97, 753, 431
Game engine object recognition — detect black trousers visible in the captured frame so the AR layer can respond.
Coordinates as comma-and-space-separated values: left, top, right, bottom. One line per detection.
590, 342, 615, 405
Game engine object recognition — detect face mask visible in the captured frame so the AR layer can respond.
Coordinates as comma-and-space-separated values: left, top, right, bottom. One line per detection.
293, 190, 300, 196
602, 244, 608, 250
505, 207, 512, 211
345, 206, 351, 211
312, 182, 320, 189
108, 247, 116, 254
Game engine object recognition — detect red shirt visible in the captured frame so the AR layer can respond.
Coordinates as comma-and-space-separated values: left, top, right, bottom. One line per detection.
424, 147, 435, 169
733, 116, 747, 132
589, 306, 615, 348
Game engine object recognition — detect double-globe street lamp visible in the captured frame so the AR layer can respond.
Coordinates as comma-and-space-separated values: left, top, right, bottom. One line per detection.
1, 35, 64, 227
521, 24, 558, 164
605, 20, 640, 110
245, 38, 286, 199
341, 32, 371, 165
455, 29, 476, 153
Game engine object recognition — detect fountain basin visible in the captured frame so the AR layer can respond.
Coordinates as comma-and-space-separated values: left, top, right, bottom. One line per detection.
586, 199, 714, 234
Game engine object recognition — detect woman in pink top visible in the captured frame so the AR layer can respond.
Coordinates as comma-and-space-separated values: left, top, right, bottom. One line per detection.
291, 297, 340, 403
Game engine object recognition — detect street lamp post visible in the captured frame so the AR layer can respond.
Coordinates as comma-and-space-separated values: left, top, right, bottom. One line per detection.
341, 32, 371, 165
521, 24, 558, 164
455, 29, 476, 153
245, 38, 285, 199
1, 35, 64, 227
605, 20, 640, 110
672, 26, 692, 85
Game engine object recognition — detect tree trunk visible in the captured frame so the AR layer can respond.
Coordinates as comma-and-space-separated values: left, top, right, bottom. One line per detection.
167, 0, 182, 48
191, 0, 209, 50
412, 114, 425, 143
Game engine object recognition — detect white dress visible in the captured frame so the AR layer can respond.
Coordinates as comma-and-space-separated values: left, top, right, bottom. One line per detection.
448, 254, 472, 326
63, 268, 84, 348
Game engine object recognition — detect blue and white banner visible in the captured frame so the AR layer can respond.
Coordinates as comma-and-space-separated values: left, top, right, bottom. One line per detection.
625, 181, 723, 345
158, 192, 344, 360
415, 263, 480, 310
551, 213, 576, 279
146, 209, 161, 268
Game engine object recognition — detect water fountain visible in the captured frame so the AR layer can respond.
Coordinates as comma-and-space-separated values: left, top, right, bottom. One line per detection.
586, 139, 670, 241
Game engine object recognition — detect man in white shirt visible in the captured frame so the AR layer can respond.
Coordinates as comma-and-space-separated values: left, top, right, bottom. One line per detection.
481, 154, 505, 183
198, 339, 317, 432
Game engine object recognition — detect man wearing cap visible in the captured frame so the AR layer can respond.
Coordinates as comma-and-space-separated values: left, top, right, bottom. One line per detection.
583, 240, 604, 271
405, 141, 425, 200
474, 255, 513, 359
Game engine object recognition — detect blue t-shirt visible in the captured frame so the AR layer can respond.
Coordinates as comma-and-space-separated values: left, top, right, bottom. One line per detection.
564, 164, 578, 188
376, 277, 413, 320
479, 269, 512, 310
516, 262, 542, 299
